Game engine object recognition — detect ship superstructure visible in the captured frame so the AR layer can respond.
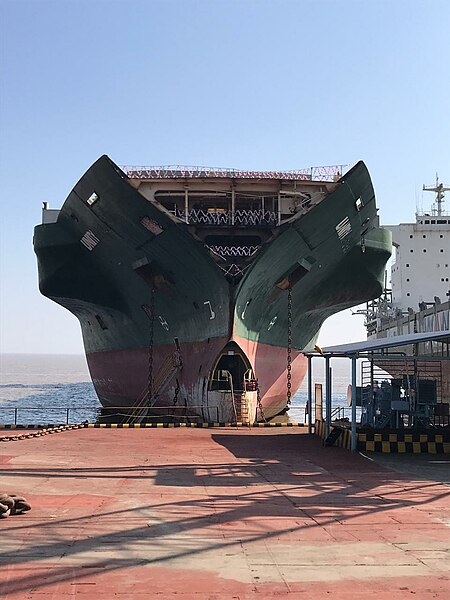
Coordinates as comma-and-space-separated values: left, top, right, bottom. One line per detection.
363, 175, 450, 404
34, 156, 391, 422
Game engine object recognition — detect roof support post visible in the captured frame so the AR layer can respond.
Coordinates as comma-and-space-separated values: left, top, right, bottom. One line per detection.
231, 186, 235, 225
325, 355, 331, 438
351, 355, 357, 451
277, 190, 281, 226
307, 355, 313, 434
184, 188, 189, 224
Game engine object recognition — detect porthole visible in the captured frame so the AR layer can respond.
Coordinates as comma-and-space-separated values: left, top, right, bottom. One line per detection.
409, 234, 413, 239
423, 234, 426, 238
406, 293, 410, 297
423, 249, 427, 253
406, 278, 410, 282
410, 249, 414, 253
440, 249, 444, 253
406, 263, 410, 267
440, 234, 444, 238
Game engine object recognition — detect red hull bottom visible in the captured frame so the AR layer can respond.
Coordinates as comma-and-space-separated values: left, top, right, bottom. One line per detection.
86, 338, 307, 421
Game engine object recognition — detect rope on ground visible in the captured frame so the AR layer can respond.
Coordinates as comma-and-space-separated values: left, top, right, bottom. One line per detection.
0, 422, 87, 443
0, 493, 31, 519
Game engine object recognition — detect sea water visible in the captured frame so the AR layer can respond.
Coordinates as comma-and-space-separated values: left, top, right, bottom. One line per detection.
0, 354, 353, 424
0, 354, 99, 424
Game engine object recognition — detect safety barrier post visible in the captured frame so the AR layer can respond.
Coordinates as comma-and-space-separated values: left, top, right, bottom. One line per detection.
307, 355, 312, 434
325, 356, 331, 438
351, 355, 357, 451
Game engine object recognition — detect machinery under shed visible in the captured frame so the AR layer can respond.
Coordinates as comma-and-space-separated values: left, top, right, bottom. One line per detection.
304, 330, 450, 451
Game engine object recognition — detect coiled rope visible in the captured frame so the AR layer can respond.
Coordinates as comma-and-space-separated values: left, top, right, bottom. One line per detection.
0, 493, 31, 519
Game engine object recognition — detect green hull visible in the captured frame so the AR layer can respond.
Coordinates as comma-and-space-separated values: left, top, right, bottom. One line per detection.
34, 156, 391, 417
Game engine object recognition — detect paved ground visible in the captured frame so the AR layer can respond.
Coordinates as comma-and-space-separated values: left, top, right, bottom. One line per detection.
1, 428, 449, 598
365, 452, 450, 485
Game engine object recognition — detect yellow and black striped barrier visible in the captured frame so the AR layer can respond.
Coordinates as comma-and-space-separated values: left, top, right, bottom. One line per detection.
315, 420, 352, 449
0, 421, 306, 430
357, 432, 450, 454
82, 421, 306, 428
314, 420, 450, 453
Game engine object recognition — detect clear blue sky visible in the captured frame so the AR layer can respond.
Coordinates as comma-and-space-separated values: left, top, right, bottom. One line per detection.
1, 0, 449, 354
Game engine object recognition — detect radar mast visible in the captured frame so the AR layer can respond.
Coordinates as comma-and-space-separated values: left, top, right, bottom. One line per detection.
423, 174, 450, 216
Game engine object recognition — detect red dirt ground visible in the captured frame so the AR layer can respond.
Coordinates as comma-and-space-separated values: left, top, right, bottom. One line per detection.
1, 428, 449, 598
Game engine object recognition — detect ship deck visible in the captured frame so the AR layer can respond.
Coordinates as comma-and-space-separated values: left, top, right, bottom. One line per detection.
1, 428, 450, 598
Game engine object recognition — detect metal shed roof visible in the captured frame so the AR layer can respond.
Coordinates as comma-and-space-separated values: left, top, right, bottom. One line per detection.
305, 330, 450, 357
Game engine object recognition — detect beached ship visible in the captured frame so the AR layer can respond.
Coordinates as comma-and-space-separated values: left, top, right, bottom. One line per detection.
34, 156, 391, 421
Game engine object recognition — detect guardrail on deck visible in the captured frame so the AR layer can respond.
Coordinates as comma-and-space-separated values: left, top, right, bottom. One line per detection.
0, 405, 221, 425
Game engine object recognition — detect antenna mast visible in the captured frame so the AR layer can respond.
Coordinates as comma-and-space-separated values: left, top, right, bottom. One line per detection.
423, 174, 450, 216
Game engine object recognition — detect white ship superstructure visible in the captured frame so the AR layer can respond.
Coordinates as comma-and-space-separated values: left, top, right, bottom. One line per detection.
362, 176, 450, 405
389, 177, 450, 311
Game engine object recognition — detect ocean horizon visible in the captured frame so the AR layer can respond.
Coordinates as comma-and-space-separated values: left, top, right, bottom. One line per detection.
0, 353, 353, 423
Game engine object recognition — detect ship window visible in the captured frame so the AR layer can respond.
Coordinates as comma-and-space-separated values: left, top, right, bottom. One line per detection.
437, 220, 446, 224
442, 278, 445, 282
406, 263, 410, 267
447, 278, 449, 282
425, 220, 430, 224
440, 234, 444, 238
423, 249, 427, 253
440, 249, 444, 252
406, 278, 410, 282
431, 220, 436, 224
406, 293, 410, 297
423, 234, 426, 238
410, 249, 413, 253
409, 234, 413, 238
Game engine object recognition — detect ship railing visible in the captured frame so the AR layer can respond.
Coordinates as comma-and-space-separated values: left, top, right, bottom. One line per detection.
0, 405, 223, 425
206, 245, 261, 259
176, 208, 278, 227
288, 405, 362, 426
123, 164, 346, 182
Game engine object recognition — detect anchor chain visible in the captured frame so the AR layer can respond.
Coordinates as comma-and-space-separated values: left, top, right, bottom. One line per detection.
173, 378, 180, 405
0, 422, 87, 443
256, 381, 267, 423
287, 285, 292, 405
148, 284, 155, 406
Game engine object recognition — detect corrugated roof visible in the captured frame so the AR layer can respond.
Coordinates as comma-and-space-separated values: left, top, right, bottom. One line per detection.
306, 330, 450, 356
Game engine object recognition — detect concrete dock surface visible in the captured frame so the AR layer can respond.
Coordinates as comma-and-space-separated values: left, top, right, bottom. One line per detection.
1, 428, 449, 598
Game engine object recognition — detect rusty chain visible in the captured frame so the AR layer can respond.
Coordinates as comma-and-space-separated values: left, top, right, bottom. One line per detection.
287, 285, 292, 405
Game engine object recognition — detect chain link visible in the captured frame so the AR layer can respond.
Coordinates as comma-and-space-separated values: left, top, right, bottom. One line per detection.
148, 285, 155, 405
173, 378, 180, 405
287, 285, 292, 405
256, 381, 267, 422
